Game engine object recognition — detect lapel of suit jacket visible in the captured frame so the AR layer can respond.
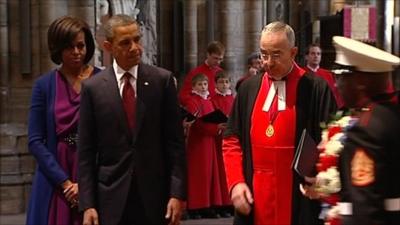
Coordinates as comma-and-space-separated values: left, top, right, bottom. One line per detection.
134, 63, 147, 138
102, 67, 131, 134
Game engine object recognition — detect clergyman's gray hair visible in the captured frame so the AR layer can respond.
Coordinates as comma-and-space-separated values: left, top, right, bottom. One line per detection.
262, 21, 295, 48
103, 14, 138, 41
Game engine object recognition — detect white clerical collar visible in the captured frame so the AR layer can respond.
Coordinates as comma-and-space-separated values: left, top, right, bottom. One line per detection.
113, 60, 138, 82
215, 88, 232, 96
192, 90, 209, 99
262, 80, 286, 112
307, 65, 319, 72
262, 64, 294, 112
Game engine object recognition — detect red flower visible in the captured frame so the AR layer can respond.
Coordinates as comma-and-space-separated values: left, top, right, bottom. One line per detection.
327, 217, 341, 225
328, 126, 342, 139
322, 193, 340, 205
317, 155, 338, 172
316, 162, 324, 172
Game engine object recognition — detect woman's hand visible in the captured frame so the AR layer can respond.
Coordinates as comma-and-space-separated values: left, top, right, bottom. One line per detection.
62, 180, 79, 206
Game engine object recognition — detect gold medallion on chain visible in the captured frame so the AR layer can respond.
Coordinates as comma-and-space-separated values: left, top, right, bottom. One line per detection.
265, 124, 274, 137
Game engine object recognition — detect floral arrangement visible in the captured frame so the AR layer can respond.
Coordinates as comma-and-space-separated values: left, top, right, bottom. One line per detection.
315, 113, 358, 225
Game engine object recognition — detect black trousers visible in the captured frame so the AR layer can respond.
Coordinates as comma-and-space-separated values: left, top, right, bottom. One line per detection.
118, 176, 152, 225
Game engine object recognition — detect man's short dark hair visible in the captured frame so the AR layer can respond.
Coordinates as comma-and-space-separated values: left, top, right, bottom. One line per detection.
191, 73, 208, 86
305, 43, 321, 55
247, 52, 260, 66
207, 41, 225, 55
103, 14, 139, 41
215, 71, 230, 83
47, 16, 95, 65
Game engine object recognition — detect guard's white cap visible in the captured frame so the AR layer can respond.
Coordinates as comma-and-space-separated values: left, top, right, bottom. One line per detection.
332, 36, 400, 73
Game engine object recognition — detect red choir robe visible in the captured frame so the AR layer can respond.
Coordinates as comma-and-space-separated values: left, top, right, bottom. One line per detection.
304, 66, 344, 109
223, 63, 337, 225
185, 92, 225, 209
179, 63, 223, 106
211, 91, 235, 206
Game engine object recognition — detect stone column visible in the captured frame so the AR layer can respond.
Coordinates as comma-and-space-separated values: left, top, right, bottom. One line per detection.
159, 0, 174, 70
68, 0, 95, 31
196, 0, 207, 64
395, 0, 400, 55
310, 0, 331, 44
7, 0, 31, 123
30, 0, 41, 79
137, 0, 158, 65
68, 0, 96, 64
0, 0, 9, 123
373, 0, 385, 49
288, 0, 300, 32
38, 0, 67, 73
244, 0, 262, 53
217, 0, 246, 82
183, 0, 199, 72
314, 0, 331, 18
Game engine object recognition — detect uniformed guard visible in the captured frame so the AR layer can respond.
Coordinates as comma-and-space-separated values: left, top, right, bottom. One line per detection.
332, 36, 400, 225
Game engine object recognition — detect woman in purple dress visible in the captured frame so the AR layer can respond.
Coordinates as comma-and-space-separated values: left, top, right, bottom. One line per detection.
26, 16, 101, 225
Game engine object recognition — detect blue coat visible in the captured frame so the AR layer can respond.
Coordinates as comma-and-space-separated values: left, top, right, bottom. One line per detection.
26, 68, 100, 225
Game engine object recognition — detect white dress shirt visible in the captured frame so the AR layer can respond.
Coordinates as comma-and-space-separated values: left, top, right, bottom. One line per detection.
113, 60, 138, 97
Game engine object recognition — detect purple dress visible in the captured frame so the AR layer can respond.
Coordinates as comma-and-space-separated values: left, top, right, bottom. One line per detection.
48, 71, 82, 225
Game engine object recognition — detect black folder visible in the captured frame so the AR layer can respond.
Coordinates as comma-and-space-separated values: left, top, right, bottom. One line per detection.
292, 129, 319, 177
180, 107, 197, 122
200, 109, 228, 124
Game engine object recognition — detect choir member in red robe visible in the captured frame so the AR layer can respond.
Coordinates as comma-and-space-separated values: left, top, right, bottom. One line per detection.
179, 41, 225, 106
184, 73, 225, 218
304, 44, 344, 109
222, 21, 337, 225
211, 71, 235, 216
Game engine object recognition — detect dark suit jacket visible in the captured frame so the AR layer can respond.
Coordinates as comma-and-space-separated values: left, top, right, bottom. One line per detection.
340, 93, 400, 225
78, 63, 186, 225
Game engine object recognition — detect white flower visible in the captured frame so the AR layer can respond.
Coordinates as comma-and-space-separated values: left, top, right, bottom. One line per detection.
335, 116, 353, 128
316, 167, 341, 194
324, 133, 344, 156
321, 130, 329, 142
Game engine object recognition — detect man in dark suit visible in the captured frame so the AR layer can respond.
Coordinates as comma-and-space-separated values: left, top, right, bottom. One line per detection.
78, 14, 186, 225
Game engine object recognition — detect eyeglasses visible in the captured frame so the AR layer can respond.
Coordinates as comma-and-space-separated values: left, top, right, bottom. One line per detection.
260, 52, 282, 61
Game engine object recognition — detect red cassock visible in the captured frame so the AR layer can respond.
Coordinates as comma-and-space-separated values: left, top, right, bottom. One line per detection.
178, 63, 222, 106
211, 93, 235, 206
304, 67, 344, 108
185, 93, 225, 209
224, 68, 304, 225
211, 93, 234, 116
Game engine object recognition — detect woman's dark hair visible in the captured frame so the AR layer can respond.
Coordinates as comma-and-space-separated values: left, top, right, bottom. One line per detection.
47, 16, 95, 65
